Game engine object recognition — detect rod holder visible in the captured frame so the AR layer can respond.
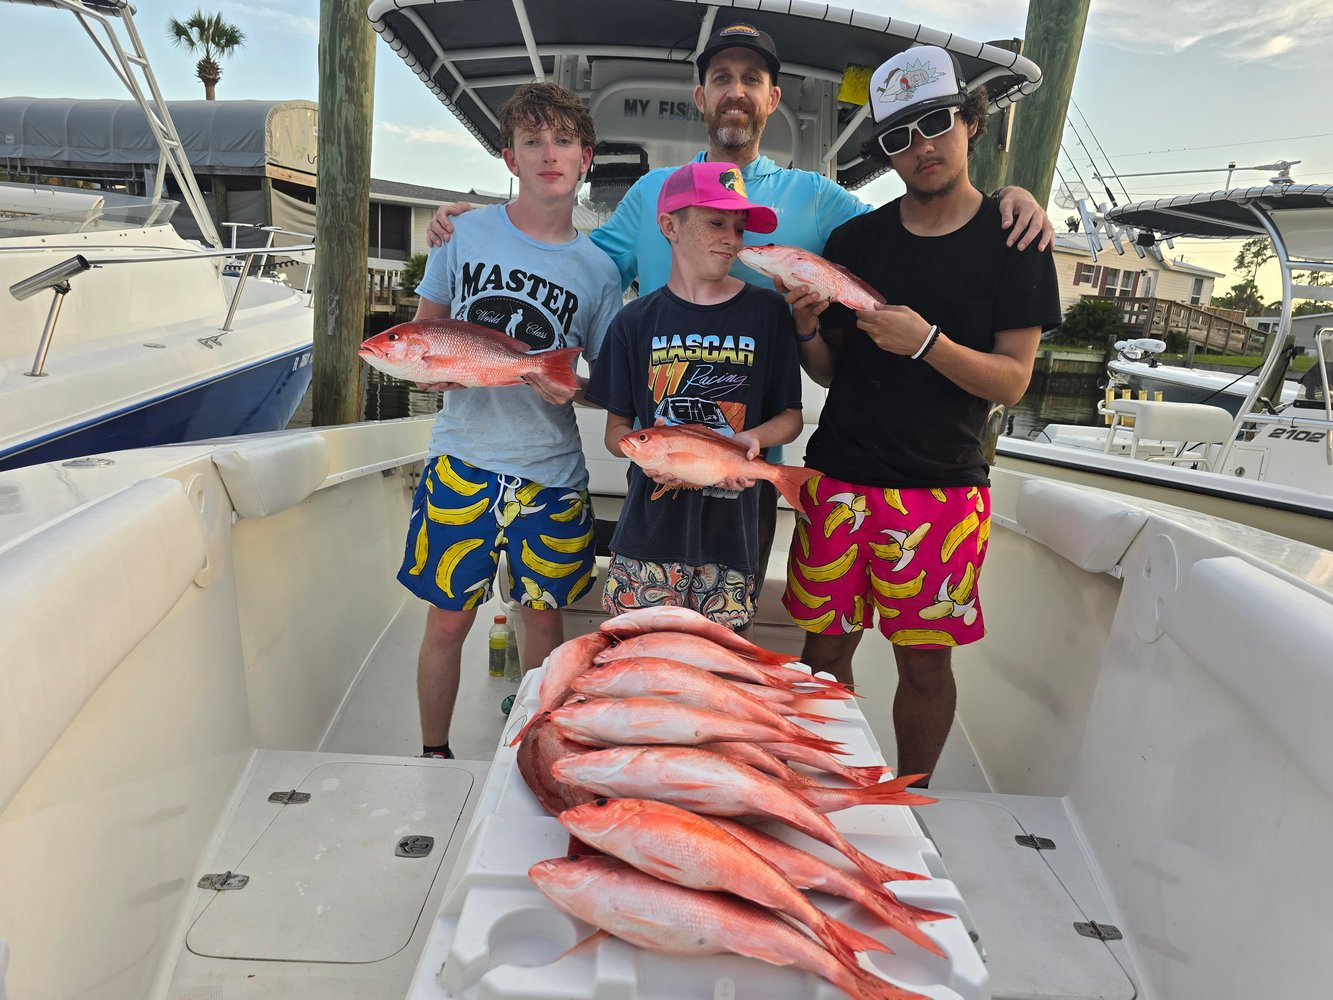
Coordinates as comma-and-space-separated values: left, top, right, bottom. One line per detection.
10, 254, 91, 301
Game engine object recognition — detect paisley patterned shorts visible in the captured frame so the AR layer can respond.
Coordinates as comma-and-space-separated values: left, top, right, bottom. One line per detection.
397, 454, 596, 612
781, 475, 990, 648
602, 554, 757, 630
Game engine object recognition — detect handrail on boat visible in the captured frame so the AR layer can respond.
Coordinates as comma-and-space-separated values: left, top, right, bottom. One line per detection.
7, 234, 316, 375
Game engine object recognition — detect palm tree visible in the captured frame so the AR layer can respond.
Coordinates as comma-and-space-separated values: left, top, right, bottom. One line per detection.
167, 10, 246, 101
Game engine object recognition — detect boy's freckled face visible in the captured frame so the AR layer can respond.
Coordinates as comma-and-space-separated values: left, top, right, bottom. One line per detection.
673, 208, 748, 280
504, 120, 593, 196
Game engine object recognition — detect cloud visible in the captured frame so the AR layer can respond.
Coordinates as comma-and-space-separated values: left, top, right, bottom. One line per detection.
379, 121, 477, 147
213, 1, 318, 39
1087, 0, 1332, 63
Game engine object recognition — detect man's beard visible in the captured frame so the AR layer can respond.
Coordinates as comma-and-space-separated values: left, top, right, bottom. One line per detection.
904, 159, 964, 203
708, 102, 768, 151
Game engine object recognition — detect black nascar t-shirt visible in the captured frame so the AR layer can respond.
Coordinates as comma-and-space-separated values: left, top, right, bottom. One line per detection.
585, 283, 802, 574
806, 195, 1062, 488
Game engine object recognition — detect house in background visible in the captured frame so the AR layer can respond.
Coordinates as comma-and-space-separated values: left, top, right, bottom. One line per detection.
1245, 310, 1333, 355
1049, 232, 1256, 353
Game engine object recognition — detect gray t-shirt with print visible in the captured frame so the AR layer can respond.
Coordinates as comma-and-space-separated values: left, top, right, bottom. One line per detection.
416, 204, 622, 490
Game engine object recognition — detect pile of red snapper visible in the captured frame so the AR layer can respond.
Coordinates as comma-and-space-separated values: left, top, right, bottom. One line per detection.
512, 606, 952, 1000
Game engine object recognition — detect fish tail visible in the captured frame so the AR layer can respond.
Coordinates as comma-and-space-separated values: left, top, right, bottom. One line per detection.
855, 892, 951, 959
820, 913, 894, 959
841, 964, 933, 1000
847, 841, 930, 885
791, 710, 839, 724
853, 774, 937, 807
525, 347, 582, 394
839, 763, 891, 786
769, 463, 820, 511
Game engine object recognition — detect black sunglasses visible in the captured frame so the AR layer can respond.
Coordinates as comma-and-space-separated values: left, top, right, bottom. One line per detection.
876, 106, 959, 158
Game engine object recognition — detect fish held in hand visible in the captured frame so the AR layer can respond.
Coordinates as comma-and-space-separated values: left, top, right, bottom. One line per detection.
528, 855, 928, 1000
357, 319, 581, 396
618, 424, 818, 510
738, 243, 885, 311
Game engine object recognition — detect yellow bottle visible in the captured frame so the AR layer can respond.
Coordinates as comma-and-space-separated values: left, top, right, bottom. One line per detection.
488, 614, 507, 677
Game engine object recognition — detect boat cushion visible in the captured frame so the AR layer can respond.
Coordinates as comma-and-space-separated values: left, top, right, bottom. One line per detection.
1105, 398, 1234, 444
213, 434, 330, 519
0, 478, 206, 812
1160, 555, 1333, 800
1015, 479, 1148, 573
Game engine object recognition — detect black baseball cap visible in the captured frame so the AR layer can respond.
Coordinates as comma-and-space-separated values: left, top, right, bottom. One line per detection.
696, 23, 781, 82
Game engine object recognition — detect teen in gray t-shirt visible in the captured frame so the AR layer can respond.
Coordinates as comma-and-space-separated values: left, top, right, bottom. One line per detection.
417, 203, 622, 490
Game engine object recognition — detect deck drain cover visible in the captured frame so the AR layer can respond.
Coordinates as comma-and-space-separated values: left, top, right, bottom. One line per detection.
396, 835, 434, 858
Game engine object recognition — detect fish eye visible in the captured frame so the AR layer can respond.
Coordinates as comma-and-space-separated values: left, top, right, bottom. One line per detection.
386, 332, 398, 341
637, 433, 648, 441
595, 797, 609, 806
566, 854, 580, 861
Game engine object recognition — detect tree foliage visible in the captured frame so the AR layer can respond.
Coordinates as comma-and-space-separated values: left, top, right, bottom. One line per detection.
1052, 298, 1124, 347
1211, 277, 1266, 316
167, 10, 245, 101
398, 254, 428, 292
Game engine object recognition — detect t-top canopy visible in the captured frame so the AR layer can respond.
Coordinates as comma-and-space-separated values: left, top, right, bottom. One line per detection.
1106, 185, 1333, 240
368, 0, 1042, 192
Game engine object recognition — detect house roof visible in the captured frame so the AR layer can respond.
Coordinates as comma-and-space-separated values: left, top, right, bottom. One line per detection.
369, 177, 506, 208
1051, 232, 1223, 277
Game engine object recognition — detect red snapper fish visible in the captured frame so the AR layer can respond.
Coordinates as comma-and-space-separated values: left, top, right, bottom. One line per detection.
507, 632, 612, 747
357, 318, 581, 394
514, 711, 597, 817
618, 424, 818, 509
528, 856, 928, 1000
558, 798, 891, 966
738, 243, 886, 311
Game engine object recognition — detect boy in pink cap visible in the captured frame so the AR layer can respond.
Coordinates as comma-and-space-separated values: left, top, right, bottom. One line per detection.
584, 161, 815, 632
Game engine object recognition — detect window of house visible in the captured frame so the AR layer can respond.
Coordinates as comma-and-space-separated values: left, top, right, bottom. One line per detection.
1189, 277, 1204, 305
1073, 262, 1095, 285
1102, 268, 1136, 298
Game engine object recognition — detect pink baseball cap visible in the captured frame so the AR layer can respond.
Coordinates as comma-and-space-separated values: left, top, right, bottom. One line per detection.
657, 161, 778, 233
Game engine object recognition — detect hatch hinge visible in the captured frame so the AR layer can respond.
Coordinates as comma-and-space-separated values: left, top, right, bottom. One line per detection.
396, 835, 435, 858
1074, 920, 1123, 941
198, 871, 249, 891
1015, 834, 1056, 851
268, 789, 311, 804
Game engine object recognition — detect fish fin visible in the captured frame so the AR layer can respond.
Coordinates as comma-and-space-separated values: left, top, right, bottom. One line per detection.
507, 710, 544, 747
791, 711, 839, 724
828, 261, 887, 305
823, 915, 894, 957
525, 347, 582, 394
552, 928, 610, 962
770, 463, 821, 511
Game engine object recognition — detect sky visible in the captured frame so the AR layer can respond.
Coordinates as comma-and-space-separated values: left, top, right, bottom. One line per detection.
7, 0, 1333, 304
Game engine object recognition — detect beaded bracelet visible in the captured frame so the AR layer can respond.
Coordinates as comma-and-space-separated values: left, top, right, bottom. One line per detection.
911, 324, 940, 361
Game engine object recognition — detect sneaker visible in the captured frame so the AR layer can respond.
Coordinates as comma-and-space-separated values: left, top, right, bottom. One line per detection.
419, 749, 454, 760
500, 694, 515, 716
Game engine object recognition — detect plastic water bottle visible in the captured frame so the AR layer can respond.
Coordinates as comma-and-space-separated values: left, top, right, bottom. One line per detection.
504, 617, 521, 682
488, 614, 507, 677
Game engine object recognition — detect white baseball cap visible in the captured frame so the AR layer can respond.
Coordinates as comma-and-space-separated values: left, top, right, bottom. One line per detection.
868, 46, 967, 138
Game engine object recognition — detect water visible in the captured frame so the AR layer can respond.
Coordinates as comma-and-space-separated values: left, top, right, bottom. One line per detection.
362, 368, 447, 421
1006, 371, 1103, 441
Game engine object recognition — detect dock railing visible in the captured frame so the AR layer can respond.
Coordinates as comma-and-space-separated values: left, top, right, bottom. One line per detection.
1095, 296, 1259, 355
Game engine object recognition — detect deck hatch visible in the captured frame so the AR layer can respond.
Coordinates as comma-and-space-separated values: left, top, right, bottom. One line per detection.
186, 761, 473, 963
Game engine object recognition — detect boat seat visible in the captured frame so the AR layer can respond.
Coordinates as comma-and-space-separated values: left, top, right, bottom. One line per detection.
0, 478, 206, 812
1102, 399, 1234, 468
1015, 479, 1147, 574
213, 434, 330, 518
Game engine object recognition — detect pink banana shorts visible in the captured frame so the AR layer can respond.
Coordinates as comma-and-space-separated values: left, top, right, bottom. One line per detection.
781, 475, 991, 648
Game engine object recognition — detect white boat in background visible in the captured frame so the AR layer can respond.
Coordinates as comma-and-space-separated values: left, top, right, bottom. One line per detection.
1000, 184, 1333, 549
1106, 338, 1301, 414
0, 0, 315, 472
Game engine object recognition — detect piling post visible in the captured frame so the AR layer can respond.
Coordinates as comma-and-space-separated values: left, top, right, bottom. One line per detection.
311, 0, 376, 426
970, 0, 1090, 205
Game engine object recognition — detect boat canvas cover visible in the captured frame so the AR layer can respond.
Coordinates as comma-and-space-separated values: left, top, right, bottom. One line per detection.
1106, 185, 1333, 241
369, 0, 1040, 191
0, 98, 318, 177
